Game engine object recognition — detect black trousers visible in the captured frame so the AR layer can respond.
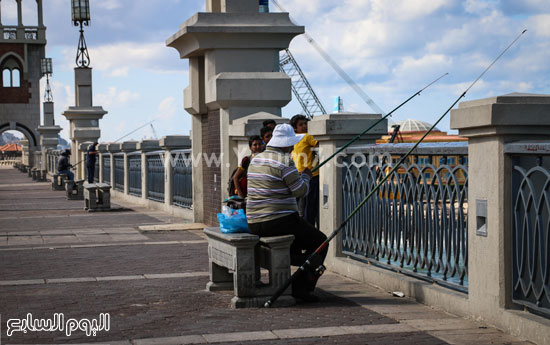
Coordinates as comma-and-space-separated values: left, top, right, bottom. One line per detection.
249, 212, 328, 294
87, 165, 95, 183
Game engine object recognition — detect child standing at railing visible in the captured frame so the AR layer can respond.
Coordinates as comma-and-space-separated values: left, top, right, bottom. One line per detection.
290, 114, 319, 227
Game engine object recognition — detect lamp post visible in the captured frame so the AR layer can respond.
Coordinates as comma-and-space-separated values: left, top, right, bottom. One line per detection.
41, 57, 53, 102
72, 0, 91, 67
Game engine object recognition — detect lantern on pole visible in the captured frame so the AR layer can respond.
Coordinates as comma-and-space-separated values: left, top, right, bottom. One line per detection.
41, 58, 53, 102
72, 0, 91, 67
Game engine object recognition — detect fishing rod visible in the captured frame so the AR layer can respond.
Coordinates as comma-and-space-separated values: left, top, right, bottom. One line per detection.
265, 29, 527, 308
271, 0, 386, 116
113, 119, 157, 143
311, 72, 448, 174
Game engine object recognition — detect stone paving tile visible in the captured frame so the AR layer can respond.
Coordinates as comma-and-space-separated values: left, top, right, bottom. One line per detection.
42, 235, 79, 244
0, 243, 208, 280
216, 332, 449, 345
0, 278, 396, 344
7, 235, 44, 245
428, 329, 533, 345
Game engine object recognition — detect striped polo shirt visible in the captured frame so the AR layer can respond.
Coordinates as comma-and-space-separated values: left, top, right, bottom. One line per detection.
246, 147, 310, 223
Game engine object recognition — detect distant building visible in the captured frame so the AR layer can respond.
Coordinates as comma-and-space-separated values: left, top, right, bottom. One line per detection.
378, 119, 467, 144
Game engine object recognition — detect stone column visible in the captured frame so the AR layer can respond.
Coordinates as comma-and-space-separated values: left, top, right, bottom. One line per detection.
20, 139, 30, 166
137, 140, 160, 202
450, 93, 550, 343
167, 0, 303, 225
121, 141, 138, 195
309, 113, 386, 261
97, 143, 108, 183
62, 68, 107, 180
36, 0, 44, 27
160, 135, 192, 207
37, 101, 62, 171
107, 143, 121, 187
16, 0, 22, 25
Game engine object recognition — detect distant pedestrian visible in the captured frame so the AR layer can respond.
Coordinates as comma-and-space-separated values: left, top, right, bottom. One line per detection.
57, 149, 74, 181
86, 142, 98, 183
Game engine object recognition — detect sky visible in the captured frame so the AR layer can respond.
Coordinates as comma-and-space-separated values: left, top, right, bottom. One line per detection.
2, 0, 549, 142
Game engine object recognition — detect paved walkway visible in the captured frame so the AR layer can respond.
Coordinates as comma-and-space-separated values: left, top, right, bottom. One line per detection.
0, 166, 532, 345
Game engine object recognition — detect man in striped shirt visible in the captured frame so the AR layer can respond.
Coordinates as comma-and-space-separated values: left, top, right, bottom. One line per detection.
247, 124, 328, 303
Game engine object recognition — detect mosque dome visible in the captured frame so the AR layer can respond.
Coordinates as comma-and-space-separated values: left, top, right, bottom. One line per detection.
390, 119, 440, 132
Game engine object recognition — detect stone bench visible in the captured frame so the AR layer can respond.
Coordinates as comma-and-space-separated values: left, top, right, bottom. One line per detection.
84, 183, 111, 211
31, 168, 39, 181
52, 173, 67, 190
65, 179, 85, 200
204, 227, 295, 308
38, 170, 48, 182
27, 166, 32, 177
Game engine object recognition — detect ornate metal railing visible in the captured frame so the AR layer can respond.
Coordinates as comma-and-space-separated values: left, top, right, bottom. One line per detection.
24, 28, 38, 40
146, 152, 165, 202
2, 28, 16, 40
341, 142, 469, 291
94, 159, 99, 182
507, 142, 550, 316
172, 150, 193, 208
128, 153, 142, 197
102, 154, 111, 184
114, 154, 125, 192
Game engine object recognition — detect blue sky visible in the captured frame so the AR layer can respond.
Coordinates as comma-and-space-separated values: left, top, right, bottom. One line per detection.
2, 0, 549, 141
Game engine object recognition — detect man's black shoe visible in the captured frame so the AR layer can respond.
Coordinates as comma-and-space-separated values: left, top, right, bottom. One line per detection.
292, 291, 319, 303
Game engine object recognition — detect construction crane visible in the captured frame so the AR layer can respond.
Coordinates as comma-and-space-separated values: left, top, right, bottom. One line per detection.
272, 0, 387, 117
279, 49, 327, 119
150, 124, 159, 139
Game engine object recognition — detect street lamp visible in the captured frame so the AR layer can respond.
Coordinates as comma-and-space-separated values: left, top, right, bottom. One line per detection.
41, 58, 53, 102
72, 0, 91, 67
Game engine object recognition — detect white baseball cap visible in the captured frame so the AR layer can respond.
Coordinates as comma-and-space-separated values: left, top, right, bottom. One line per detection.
267, 124, 305, 148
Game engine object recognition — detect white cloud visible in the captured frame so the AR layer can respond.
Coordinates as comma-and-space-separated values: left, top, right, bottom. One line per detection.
94, 87, 140, 109
532, 15, 550, 37
95, 0, 123, 10
155, 97, 177, 121
60, 42, 185, 77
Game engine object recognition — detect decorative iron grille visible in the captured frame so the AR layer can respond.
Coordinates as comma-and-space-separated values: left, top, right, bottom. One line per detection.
510, 147, 550, 316
146, 152, 164, 202
172, 150, 193, 208
114, 154, 124, 192
102, 155, 111, 184
341, 143, 468, 291
128, 153, 142, 197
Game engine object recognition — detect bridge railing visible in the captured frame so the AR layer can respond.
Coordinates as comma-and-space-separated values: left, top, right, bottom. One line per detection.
506, 142, 550, 317
97, 136, 191, 217
341, 142, 469, 291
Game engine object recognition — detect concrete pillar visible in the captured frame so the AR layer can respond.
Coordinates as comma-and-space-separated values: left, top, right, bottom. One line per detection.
62, 68, 107, 180
97, 143, 108, 183
450, 93, 550, 344
36, 0, 44, 27
78, 141, 92, 180
0, 0, 3, 26
20, 139, 30, 166
308, 114, 387, 261
137, 140, 160, 202
160, 135, 191, 207
121, 141, 138, 195
16, 0, 22, 26
166, 1, 303, 225
107, 143, 121, 187
37, 102, 62, 171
